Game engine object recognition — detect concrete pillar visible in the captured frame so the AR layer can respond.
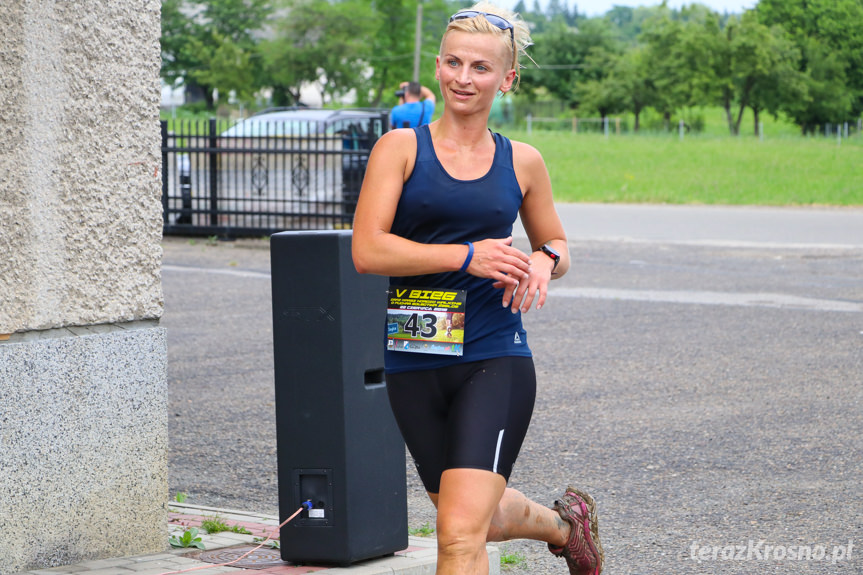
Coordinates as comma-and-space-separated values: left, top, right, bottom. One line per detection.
0, 1, 166, 572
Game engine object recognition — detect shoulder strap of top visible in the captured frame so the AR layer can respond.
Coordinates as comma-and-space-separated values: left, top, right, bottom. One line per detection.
491, 130, 513, 168
413, 124, 434, 160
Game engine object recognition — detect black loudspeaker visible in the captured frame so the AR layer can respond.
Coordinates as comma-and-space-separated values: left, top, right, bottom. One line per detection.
270, 230, 408, 566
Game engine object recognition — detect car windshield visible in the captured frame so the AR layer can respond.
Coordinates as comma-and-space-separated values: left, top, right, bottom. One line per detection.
220, 116, 323, 138
220, 110, 381, 139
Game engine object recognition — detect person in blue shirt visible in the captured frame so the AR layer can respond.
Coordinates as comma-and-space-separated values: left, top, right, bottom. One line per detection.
353, 3, 603, 574
390, 81, 436, 129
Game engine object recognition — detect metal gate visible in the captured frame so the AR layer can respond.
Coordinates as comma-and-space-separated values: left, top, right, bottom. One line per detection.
161, 110, 388, 238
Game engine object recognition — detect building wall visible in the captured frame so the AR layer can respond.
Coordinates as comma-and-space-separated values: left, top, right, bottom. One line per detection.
0, 1, 163, 332
0, 1, 166, 572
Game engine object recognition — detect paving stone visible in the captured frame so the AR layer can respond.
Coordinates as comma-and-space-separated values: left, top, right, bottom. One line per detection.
74, 559, 135, 570
127, 555, 179, 563
75, 568, 136, 575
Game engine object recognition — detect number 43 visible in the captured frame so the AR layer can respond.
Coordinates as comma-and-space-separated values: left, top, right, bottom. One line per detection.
403, 313, 438, 338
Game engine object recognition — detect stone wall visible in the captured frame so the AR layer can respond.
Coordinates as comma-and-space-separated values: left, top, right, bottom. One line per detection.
0, 1, 166, 572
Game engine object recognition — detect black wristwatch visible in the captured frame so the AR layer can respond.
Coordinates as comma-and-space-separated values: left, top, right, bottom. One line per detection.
539, 244, 561, 273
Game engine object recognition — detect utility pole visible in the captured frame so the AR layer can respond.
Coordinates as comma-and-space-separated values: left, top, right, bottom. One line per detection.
413, 1, 422, 82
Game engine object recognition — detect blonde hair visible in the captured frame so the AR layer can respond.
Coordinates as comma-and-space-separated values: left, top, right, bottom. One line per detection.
441, 1, 533, 91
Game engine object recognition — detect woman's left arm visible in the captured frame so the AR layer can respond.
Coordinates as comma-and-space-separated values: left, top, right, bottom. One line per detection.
504, 141, 570, 313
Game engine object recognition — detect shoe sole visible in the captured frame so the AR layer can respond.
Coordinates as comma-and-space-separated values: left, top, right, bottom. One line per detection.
565, 486, 604, 575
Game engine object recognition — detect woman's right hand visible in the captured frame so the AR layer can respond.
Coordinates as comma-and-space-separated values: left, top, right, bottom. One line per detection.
468, 236, 531, 287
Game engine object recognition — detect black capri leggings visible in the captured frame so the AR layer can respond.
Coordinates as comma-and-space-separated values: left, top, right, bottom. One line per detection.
386, 356, 537, 494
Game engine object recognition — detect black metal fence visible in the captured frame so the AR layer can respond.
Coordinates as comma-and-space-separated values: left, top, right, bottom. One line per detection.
161, 111, 389, 238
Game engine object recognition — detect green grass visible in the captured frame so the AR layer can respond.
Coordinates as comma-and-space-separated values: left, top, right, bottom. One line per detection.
517, 131, 862, 206
512, 104, 862, 206
200, 516, 230, 534
199, 516, 252, 535
499, 547, 528, 570
408, 523, 436, 536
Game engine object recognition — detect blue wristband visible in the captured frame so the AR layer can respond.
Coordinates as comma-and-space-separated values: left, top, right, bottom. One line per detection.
459, 241, 474, 272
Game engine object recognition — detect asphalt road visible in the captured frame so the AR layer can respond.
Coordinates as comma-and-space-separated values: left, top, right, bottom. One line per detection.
162, 204, 863, 574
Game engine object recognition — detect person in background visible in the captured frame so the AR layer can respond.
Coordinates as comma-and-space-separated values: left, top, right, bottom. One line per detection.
353, 2, 603, 574
390, 81, 436, 129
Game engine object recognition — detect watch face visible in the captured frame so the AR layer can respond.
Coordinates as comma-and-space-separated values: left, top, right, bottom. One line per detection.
541, 244, 560, 271
542, 245, 559, 259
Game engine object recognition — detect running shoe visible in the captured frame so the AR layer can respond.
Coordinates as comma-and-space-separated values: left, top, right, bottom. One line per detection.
548, 486, 604, 575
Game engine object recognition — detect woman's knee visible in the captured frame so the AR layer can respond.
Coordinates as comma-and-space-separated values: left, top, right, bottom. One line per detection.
436, 513, 488, 555
437, 531, 487, 561
435, 468, 507, 552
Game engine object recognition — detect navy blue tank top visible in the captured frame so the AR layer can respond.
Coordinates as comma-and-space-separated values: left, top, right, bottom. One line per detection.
385, 124, 531, 374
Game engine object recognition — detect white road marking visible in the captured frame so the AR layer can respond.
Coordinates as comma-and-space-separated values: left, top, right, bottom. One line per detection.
550, 287, 863, 313
162, 264, 271, 279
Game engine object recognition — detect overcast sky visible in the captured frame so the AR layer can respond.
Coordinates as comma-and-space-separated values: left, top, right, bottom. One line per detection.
493, 0, 757, 17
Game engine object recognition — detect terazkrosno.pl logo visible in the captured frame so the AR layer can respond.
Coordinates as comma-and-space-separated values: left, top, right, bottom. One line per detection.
682, 540, 854, 564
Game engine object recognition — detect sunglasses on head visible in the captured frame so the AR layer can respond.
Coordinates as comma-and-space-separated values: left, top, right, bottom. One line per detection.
449, 10, 514, 43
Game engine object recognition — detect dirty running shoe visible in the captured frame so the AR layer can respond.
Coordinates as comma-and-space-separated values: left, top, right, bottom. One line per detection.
548, 486, 604, 575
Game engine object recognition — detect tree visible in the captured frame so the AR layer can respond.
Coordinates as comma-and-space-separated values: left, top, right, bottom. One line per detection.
786, 38, 854, 134
576, 74, 626, 121
580, 46, 651, 130
575, 32, 633, 120
363, 0, 451, 107
673, 8, 725, 115
757, 0, 863, 127
161, 0, 197, 87
727, 13, 802, 135
639, 8, 691, 130
742, 23, 808, 136
259, 0, 452, 108
604, 5, 661, 45
261, 0, 376, 106
160, 0, 273, 108
258, 3, 321, 107
188, 32, 257, 104
524, 18, 620, 108
204, 0, 272, 44
546, 0, 579, 26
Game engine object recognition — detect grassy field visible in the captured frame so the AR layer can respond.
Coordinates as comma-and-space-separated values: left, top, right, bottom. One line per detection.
512, 105, 862, 206
517, 131, 862, 206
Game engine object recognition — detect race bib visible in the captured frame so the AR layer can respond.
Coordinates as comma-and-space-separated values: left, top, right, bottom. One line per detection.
386, 286, 466, 356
